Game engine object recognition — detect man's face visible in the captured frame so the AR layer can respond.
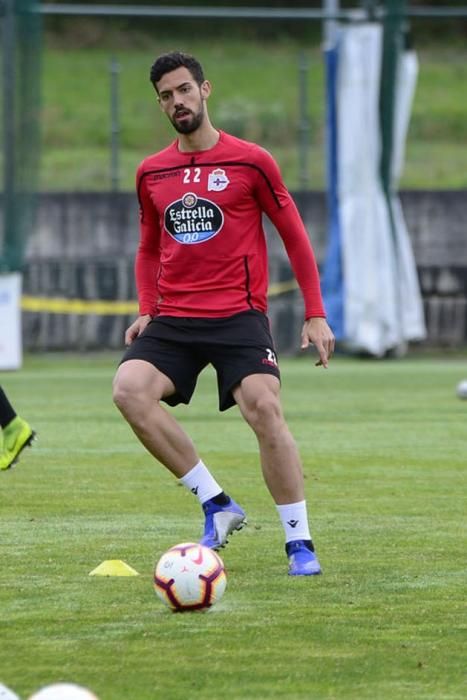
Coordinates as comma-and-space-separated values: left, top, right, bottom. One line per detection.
156, 66, 210, 134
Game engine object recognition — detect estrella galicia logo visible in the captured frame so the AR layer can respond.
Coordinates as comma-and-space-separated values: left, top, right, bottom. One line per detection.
164, 192, 224, 244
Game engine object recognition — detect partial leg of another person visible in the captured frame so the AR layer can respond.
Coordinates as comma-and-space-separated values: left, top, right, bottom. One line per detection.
112, 358, 246, 548
0, 385, 36, 471
233, 374, 321, 576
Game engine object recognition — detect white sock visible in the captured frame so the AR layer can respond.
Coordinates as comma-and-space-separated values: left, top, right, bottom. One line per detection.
276, 500, 311, 543
179, 460, 223, 505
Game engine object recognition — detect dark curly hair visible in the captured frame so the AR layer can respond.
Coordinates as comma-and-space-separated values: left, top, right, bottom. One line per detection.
150, 51, 205, 92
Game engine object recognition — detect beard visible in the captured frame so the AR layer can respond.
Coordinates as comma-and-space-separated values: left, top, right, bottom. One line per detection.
171, 105, 205, 134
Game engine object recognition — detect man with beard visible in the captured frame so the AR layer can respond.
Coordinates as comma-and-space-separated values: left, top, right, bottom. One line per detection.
113, 51, 334, 576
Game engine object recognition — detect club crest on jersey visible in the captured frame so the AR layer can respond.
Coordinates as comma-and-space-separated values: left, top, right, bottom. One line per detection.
164, 192, 224, 245
208, 168, 230, 192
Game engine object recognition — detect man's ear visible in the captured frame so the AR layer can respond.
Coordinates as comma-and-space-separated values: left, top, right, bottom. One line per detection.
200, 80, 212, 99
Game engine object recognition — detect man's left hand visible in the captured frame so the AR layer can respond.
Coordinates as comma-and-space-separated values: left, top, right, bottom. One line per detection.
301, 317, 335, 368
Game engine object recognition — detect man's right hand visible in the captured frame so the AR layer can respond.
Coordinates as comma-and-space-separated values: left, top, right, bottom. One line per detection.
125, 314, 152, 346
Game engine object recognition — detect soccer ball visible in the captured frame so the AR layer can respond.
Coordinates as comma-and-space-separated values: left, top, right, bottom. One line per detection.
154, 542, 226, 612
27, 683, 99, 700
456, 379, 467, 399
0, 683, 20, 700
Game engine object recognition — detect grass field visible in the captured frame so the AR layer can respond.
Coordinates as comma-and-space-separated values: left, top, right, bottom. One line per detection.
40, 35, 467, 191
1, 353, 466, 699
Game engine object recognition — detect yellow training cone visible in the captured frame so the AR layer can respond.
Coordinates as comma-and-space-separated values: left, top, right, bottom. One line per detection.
89, 560, 140, 577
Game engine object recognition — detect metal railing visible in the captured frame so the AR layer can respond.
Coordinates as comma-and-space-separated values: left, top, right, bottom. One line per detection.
33, 4, 467, 20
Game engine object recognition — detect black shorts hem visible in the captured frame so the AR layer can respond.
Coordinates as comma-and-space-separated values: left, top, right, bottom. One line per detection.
220, 366, 281, 412
119, 355, 194, 408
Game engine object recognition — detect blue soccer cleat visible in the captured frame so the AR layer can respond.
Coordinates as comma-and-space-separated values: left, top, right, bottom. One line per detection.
286, 540, 322, 576
200, 497, 246, 550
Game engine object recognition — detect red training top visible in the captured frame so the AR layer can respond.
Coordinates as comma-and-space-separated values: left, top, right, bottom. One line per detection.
135, 130, 325, 319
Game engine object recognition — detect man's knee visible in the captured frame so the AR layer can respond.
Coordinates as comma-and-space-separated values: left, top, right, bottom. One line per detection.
112, 362, 149, 411
113, 361, 173, 415
245, 392, 283, 435
112, 372, 140, 413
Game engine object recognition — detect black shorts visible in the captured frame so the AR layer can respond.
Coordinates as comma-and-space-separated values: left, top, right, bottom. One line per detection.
121, 310, 281, 411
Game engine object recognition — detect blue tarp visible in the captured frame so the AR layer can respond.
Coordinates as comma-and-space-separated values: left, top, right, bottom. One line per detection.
321, 45, 344, 340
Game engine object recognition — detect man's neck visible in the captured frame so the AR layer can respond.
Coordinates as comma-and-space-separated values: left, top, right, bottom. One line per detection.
177, 124, 220, 153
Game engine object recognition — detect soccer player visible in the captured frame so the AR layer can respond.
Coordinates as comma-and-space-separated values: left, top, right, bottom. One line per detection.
0, 385, 35, 470
113, 51, 335, 576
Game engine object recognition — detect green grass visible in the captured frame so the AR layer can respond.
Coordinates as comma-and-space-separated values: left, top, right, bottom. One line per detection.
40, 37, 467, 191
1, 353, 466, 699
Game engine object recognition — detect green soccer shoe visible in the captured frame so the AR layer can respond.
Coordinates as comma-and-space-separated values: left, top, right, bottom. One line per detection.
0, 416, 36, 471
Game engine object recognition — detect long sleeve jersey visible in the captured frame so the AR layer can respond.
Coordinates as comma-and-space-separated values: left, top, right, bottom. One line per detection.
135, 130, 325, 319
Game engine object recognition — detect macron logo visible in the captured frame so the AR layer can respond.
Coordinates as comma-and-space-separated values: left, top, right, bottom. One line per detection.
287, 519, 299, 528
